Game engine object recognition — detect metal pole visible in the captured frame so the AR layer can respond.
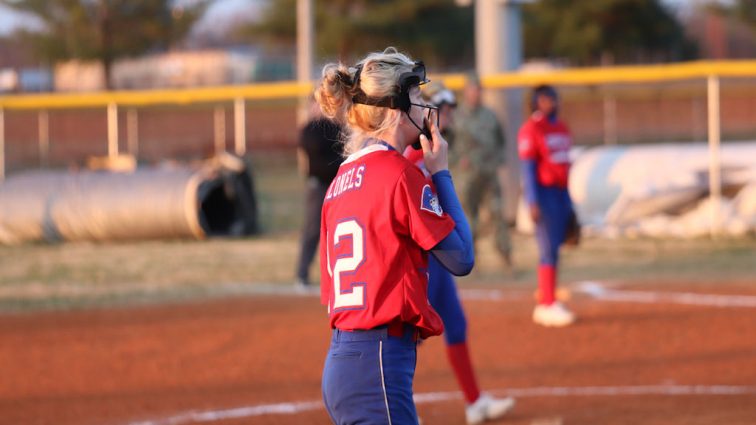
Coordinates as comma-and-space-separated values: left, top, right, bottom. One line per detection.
126, 108, 139, 159
0, 107, 4, 182
296, 0, 313, 126
107, 102, 119, 158
38, 110, 49, 167
214, 106, 226, 155
603, 94, 618, 145
234, 97, 246, 156
476, 0, 524, 223
706, 75, 722, 237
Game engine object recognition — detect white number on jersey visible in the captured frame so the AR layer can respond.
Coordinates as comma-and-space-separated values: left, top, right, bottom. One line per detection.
329, 219, 367, 311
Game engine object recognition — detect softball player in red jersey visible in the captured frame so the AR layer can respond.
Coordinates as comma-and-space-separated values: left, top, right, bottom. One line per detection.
406, 83, 515, 424
519, 85, 576, 327
316, 48, 474, 425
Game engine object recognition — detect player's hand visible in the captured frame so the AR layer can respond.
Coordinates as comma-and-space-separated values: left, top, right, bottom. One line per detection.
419, 111, 449, 174
530, 204, 541, 223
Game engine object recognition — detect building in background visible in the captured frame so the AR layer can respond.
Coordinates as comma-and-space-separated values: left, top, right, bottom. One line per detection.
54, 47, 293, 92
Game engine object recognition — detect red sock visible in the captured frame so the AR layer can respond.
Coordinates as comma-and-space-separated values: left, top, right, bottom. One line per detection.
538, 264, 556, 305
446, 342, 481, 404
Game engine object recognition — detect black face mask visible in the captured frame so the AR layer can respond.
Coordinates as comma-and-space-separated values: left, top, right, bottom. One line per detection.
407, 103, 438, 150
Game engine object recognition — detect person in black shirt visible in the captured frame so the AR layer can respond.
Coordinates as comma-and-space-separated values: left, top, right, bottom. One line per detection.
295, 103, 343, 288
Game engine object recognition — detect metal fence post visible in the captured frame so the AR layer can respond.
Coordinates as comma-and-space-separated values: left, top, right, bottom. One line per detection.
0, 107, 4, 182
234, 97, 246, 156
38, 110, 49, 167
214, 106, 226, 155
707, 74, 722, 237
603, 93, 618, 145
108, 102, 119, 158
127, 108, 139, 159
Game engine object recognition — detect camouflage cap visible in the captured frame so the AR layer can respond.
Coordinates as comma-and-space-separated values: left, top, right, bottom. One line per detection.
465, 71, 481, 87
422, 81, 457, 107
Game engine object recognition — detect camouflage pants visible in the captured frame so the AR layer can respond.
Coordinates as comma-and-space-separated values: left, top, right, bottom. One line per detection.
462, 169, 512, 262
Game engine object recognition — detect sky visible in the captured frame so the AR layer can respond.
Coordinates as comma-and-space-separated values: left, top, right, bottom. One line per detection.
0, 0, 735, 37
0, 0, 264, 36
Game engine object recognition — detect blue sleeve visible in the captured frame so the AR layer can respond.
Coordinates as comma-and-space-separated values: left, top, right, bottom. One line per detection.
429, 170, 474, 276
522, 159, 538, 206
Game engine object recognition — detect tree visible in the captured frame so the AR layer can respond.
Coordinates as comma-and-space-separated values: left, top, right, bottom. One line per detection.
729, 0, 756, 33
246, 0, 697, 71
241, 0, 475, 70
1, 0, 209, 89
522, 0, 697, 65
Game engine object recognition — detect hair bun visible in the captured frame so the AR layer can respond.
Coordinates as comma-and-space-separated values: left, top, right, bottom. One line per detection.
336, 70, 354, 87
315, 63, 354, 122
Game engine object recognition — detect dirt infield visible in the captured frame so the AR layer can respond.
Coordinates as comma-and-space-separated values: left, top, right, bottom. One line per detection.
2, 282, 756, 425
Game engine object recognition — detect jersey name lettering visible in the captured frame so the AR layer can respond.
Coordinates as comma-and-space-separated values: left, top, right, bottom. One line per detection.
326, 165, 366, 200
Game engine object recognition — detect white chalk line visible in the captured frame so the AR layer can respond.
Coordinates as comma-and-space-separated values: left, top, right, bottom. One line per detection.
125, 384, 756, 425
122, 281, 756, 425
574, 281, 756, 308
460, 282, 756, 308
212, 281, 756, 309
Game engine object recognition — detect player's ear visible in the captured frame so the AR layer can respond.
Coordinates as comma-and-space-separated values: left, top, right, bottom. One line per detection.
391, 108, 406, 126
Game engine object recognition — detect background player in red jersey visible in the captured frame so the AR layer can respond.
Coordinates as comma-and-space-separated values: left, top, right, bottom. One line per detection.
316, 47, 475, 425
408, 82, 515, 424
518, 85, 578, 327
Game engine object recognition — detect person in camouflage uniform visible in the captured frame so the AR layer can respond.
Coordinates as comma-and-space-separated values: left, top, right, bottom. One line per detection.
453, 73, 512, 267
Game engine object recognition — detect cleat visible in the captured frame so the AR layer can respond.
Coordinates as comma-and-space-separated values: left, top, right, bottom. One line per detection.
294, 278, 312, 294
465, 393, 515, 425
532, 302, 576, 327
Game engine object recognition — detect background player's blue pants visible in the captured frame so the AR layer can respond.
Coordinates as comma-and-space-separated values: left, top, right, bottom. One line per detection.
322, 327, 419, 425
427, 256, 467, 345
534, 186, 572, 266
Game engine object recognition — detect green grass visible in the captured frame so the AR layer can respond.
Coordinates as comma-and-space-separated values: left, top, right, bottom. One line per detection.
0, 233, 753, 312
463, 233, 756, 286
0, 158, 753, 312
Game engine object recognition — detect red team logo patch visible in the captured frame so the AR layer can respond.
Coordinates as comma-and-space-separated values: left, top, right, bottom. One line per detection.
420, 184, 443, 217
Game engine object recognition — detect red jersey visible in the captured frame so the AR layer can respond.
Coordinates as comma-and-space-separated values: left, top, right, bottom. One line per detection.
517, 112, 572, 188
320, 143, 454, 338
403, 146, 425, 169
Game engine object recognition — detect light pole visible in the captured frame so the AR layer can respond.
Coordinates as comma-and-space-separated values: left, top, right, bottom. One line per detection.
297, 0, 314, 126
475, 0, 531, 222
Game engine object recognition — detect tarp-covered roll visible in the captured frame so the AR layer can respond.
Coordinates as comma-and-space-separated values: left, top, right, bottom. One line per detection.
0, 158, 259, 244
516, 141, 756, 238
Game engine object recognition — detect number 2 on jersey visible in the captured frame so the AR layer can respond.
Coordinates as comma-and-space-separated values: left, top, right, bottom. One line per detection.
330, 219, 366, 311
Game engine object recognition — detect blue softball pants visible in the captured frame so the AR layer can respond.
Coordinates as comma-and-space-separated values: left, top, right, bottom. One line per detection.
535, 185, 572, 266
322, 326, 419, 425
427, 255, 468, 345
